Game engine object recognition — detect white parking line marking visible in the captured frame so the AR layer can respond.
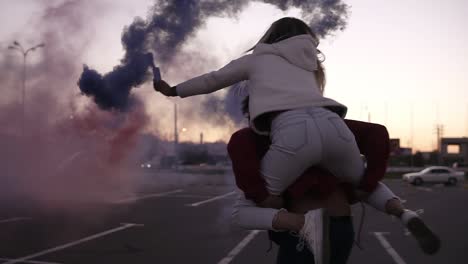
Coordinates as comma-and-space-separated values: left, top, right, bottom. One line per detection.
3, 223, 143, 264
56, 151, 82, 172
217, 230, 261, 264
169, 194, 213, 199
373, 232, 407, 264
113, 189, 183, 203
0, 217, 31, 224
0, 258, 63, 264
416, 187, 433, 192
186, 191, 236, 207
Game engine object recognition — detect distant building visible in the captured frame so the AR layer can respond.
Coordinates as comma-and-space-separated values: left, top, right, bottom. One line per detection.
389, 138, 400, 155
389, 138, 415, 166
389, 138, 412, 156
440, 137, 468, 167
399, 147, 413, 156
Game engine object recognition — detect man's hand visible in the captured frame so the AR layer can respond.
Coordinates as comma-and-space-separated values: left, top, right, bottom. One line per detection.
153, 79, 177, 96
258, 195, 284, 209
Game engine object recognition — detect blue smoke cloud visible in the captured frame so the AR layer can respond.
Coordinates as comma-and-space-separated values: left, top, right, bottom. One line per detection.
78, 53, 154, 110
78, 0, 349, 112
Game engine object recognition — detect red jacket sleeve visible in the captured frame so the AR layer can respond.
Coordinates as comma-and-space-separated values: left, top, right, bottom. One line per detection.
345, 120, 390, 192
227, 128, 270, 203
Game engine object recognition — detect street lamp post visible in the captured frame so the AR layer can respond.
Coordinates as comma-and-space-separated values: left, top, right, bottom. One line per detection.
174, 103, 179, 169
8, 41, 45, 137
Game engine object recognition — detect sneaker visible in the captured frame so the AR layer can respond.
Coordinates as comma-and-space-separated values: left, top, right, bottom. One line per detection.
298, 209, 324, 264
401, 210, 441, 255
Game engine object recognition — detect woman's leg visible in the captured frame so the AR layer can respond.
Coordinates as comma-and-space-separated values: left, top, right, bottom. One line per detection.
317, 112, 366, 186
232, 191, 324, 262
232, 192, 305, 231
313, 112, 441, 255
261, 109, 323, 196
362, 182, 441, 255
385, 197, 405, 217
364, 182, 401, 213
273, 209, 304, 232
231, 192, 280, 230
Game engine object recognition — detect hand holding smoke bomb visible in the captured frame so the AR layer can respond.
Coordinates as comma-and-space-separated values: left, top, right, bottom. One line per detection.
149, 52, 161, 82
150, 55, 177, 97
152, 65, 161, 82
153, 79, 177, 97
151, 64, 177, 96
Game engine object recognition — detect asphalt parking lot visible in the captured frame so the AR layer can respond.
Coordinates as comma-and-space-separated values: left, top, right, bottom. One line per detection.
1, 173, 467, 264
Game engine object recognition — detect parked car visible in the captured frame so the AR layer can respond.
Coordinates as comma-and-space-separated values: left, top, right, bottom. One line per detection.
402, 166, 465, 186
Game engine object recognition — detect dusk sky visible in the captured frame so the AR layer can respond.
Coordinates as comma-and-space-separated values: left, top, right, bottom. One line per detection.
1, 0, 467, 152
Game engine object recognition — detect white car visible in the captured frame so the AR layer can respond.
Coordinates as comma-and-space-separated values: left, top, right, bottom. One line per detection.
402, 166, 465, 186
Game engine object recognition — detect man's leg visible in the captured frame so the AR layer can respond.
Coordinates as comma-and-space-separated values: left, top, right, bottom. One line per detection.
328, 216, 354, 264
275, 231, 315, 264
273, 214, 354, 264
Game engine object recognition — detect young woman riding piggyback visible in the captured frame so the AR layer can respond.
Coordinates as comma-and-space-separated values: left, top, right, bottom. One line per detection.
154, 17, 441, 260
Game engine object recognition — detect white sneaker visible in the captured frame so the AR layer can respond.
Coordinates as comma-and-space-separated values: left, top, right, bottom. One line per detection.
401, 210, 441, 255
298, 208, 323, 264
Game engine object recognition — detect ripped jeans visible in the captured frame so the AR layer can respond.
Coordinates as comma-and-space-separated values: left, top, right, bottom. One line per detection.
262, 107, 365, 195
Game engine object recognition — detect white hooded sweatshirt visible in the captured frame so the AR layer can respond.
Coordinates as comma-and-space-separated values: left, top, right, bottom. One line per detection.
176, 34, 347, 135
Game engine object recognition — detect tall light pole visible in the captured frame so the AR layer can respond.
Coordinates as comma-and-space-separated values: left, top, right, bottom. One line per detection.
8, 41, 45, 137
174, 103, 179, 169
434, 124, 444, 165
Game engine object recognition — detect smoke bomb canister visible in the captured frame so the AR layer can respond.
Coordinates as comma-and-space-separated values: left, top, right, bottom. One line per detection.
153, 66, 161, 81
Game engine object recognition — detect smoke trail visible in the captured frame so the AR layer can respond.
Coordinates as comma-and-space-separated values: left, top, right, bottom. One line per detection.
0, 0, 154, 213
77, 53, 154, 111
263, 0, 349, 37
200, 82, 249, 126
78, 0, 349, 112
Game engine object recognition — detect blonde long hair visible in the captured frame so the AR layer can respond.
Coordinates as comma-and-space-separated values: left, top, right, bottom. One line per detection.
245, 17, 326, 93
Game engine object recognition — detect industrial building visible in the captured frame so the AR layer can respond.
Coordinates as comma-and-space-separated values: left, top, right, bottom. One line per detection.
440, 137, 468, 167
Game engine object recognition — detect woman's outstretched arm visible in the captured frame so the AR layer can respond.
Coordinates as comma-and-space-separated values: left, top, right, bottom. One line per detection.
154, 55, 252, 98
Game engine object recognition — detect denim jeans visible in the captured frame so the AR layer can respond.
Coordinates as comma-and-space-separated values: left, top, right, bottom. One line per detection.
261, 107, 365, 195
272, 216, 355, 264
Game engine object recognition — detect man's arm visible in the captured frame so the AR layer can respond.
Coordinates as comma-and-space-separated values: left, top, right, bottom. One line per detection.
344, 120, 390, 192
227, 128, 270, 204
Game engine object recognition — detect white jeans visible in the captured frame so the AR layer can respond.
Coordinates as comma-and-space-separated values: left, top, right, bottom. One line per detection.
231, 182, 400, 230
262, 107, 365, 195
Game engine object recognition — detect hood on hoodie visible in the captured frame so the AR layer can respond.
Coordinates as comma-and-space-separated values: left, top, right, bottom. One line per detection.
253, 34, 318, 72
